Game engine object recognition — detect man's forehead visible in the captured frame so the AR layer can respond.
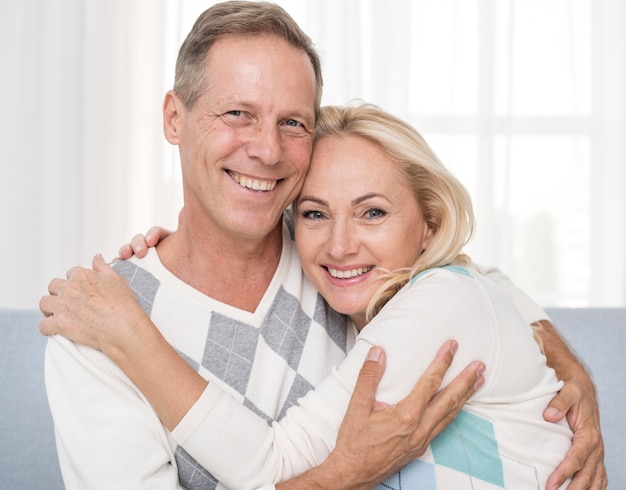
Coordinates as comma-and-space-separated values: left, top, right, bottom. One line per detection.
202, 35, 316, 119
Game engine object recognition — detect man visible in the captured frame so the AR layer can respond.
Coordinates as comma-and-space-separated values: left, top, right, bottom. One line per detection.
40, 2, 604, 489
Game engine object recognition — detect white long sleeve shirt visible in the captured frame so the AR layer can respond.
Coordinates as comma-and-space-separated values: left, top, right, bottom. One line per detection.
45, 218, 558, 489
172, 266, 572, 489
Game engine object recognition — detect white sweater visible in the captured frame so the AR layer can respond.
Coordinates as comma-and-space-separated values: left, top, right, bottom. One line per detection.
173, 266, 572, 489
45, 219, 559, 489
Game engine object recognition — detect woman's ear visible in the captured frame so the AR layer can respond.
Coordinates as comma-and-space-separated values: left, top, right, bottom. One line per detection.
163, 90, 184, 144
421, 223, 435, 253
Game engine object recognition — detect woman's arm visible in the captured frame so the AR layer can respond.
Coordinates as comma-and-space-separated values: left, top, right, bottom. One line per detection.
40, 255, 204, 430
276, 343, 482, 490
39, 255, 483, 488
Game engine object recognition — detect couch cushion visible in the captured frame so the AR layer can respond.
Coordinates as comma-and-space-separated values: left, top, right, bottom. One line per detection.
0, 309, 64, 489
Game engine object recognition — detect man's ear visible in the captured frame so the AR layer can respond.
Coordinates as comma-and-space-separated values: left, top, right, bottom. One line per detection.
163, 90, 184, 144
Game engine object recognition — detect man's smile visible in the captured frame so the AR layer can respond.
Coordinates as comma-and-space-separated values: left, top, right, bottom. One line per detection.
228, 170, 278, 192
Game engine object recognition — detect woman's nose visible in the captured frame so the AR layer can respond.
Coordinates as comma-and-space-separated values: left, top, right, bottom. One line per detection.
327, 218, 358, 258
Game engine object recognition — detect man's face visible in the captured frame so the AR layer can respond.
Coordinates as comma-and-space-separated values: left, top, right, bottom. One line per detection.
168, 34, 317, 242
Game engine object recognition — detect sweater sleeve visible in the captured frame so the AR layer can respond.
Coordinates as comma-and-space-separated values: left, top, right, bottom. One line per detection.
171, 377, 343, 488
45, 335, 183, 490
475, 264, 548, 325
169, 270, 500, 488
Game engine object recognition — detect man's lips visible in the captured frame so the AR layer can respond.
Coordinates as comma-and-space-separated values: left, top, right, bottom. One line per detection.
228, 170, 278, 192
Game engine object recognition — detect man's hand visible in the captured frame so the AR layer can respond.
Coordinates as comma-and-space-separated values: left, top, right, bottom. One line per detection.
543, 381, 607, 490
279, 341, 485, 489
537, 320, 607, 490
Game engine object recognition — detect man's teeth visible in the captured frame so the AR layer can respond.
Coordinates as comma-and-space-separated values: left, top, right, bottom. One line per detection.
231, 172, 277, 192
327, 266, 373, 279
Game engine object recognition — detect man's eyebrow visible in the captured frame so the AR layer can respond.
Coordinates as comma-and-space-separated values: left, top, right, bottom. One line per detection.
287, 109, 316, 128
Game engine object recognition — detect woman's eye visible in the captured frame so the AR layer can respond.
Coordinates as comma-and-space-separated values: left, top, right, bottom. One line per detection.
364, 208, 386, 219
301, 210, 325, 220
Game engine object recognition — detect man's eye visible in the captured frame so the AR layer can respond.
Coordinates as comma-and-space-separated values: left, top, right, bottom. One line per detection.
282, 119, 308, 133
226, 110, 243, 117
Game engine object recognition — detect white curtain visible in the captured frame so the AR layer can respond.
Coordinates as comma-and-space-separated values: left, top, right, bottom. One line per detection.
2, 0, 624, 309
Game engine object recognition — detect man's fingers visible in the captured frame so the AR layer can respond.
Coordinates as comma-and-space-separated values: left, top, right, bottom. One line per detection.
544, 382, 579, 423
347, 347, 387, 416
422, 359, 485, 438
401, 340, 459, 407
546, 428, 606, 490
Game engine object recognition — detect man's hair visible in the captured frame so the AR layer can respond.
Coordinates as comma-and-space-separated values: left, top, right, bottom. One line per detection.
174, 1, 323, 115
313, 103, 476, 320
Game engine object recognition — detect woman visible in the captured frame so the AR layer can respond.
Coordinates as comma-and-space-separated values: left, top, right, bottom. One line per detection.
44, 104, 574, 488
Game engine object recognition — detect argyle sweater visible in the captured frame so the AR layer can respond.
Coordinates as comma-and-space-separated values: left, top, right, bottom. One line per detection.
45, 219, 557, 489
45, 223, 351, 489
170, 266, 573, 489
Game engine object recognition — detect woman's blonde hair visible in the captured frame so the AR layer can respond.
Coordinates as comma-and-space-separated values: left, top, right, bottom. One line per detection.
313, 103, 476, 321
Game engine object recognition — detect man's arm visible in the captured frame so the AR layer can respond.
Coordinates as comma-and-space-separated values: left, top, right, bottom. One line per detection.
45, 335, 182, 489
536, 320, 606, 490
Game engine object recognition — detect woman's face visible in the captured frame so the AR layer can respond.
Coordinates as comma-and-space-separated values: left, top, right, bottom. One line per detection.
295, 135, 433, 329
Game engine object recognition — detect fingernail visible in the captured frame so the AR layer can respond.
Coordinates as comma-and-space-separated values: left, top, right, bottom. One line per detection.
449, 340, 458, 355
544, 407, 560, 418
474, 364, 486, 390
366, 347, 382, 362
136, 245, 144, 253
476, 364, 485, 377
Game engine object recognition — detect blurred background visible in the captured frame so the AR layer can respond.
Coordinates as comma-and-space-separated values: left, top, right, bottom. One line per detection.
1, 0, 624, 309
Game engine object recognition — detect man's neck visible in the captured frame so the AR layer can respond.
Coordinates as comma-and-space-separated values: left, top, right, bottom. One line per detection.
156, 220, 284, 313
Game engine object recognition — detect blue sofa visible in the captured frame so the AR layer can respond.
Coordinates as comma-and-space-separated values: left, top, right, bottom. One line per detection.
1, 308, 624, 488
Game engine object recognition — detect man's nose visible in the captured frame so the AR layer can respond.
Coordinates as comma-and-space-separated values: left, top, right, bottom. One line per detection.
246, 122, 282, 166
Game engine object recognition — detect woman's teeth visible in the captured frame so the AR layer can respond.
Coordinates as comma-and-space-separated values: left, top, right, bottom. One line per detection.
327, 266, 374, 279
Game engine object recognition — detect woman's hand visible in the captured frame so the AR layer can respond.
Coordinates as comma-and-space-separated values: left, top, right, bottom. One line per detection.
118, 226, 172, 260
39, 253, 207, 430
39, 254, 148, 355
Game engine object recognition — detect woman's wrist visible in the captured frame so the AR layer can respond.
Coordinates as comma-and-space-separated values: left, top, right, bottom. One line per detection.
101, 309, 161, 369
